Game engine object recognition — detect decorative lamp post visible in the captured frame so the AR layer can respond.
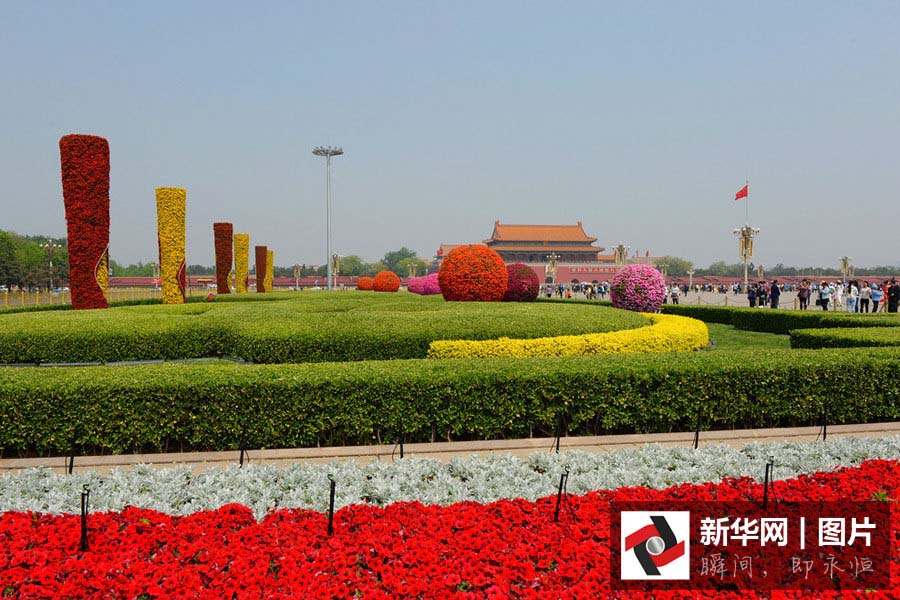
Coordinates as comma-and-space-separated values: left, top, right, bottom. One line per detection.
657, 263, 669, 277
686, 269, 695, 290
40, 240, 59, 291
312, 146, 344, 291
546, 252, 559, 285
839, 256, 852, 280
613, 244, 630, 267
408, 261, 417, 278
293, 264, 301, 289
331, 254, 341, 279
733, 225, 760, 291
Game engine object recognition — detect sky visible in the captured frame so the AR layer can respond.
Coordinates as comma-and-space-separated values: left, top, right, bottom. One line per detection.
1, 1, 899, 269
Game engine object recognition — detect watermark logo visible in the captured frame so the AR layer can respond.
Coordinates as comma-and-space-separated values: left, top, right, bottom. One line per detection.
621, 511, 690, 580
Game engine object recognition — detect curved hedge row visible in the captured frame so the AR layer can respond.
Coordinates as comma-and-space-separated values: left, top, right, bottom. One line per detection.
1, 346, 898, 455
427, 314, 708, 358
0, 295, 647, 364
660, 303, 900, 334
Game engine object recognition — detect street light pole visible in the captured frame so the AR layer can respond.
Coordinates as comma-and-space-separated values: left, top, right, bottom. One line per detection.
41, 240, 58, 291
312, 146, 344, 291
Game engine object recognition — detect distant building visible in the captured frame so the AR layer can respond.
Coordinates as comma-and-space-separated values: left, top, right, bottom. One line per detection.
483, 221, 604, 263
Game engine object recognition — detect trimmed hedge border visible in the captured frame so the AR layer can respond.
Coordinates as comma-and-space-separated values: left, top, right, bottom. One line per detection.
2, 347, 900, 456
790, 326, 900, 349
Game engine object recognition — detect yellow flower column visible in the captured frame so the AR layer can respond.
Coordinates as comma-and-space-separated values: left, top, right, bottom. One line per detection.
156, 188, 186, 304
266, 249, 274, 293
234, 233, 250, 294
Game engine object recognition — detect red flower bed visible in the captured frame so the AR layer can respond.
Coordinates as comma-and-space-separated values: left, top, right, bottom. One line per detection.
503, 263, 540, 302
213, 222, 233, 294
438, 244, 508, 302
59, 134, 110, 310
373, 270, 400, 292
254, 245, 268, 293
1, 460, 897, 598
357, 276, 374, 291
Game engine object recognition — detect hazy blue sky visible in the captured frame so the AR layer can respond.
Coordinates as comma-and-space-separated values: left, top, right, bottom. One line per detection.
2, 1, 898, 268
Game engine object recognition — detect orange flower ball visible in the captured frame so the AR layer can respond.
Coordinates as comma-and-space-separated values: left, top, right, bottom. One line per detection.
438, 244, 508, 302
357, 276, 374, 291
372, 270, 401, 292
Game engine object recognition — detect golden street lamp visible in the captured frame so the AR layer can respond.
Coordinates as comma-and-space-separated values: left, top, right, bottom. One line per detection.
545, 252, 559, 284
733, 225, 760, 290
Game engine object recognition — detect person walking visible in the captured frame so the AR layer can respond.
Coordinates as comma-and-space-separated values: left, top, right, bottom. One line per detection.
860, 281, 871, 313
834, 281, 844, 310
888, 279, 900, 313
670, 284, 680, 304
819, 281, 831, 311
769, 280, 781, 309
846, 280, 859, 313
757, 281, 767, 308
798, 280, 810, 310
747, 284, 757, 308
871, 284, 883, 313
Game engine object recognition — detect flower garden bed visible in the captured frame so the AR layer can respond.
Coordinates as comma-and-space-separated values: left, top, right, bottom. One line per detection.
1, 458, 897, 598
3, 436, 899, 517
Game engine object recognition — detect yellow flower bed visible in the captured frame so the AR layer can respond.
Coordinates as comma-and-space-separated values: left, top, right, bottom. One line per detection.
156, 188, 186, 305
265, 249, 274, 293
234, 233, 250, 294
427, 313, 709, 359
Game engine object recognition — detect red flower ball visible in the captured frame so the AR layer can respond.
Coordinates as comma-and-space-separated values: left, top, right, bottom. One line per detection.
438, 244, 508, 302
373, 270, 400, 292
502, 263, 540, 302
357, 277, 374, 291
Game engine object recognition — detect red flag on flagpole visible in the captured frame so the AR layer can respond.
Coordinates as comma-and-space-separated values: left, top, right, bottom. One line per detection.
735, 184, 749, 201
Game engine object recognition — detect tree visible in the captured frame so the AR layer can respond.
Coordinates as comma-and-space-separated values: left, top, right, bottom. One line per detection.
336, 255, 367, 277
0, 230, 17, 288
395, 257, 429, 277
652, 256, 693, 277
382, 247, 418, 274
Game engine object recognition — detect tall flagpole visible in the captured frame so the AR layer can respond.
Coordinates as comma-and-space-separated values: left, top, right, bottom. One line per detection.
745, 178, 749, 225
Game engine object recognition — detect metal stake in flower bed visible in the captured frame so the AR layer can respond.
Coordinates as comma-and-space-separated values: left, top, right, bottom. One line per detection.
553, 470, 569, 522
79, 485, 90, 552
692, 402, 703, 450
239, 423, 248, 467
762, 459, 776, 509
327, 474, 336, 536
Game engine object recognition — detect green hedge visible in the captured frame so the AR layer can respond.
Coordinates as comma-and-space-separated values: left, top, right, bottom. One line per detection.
2, 347, 899, 456
791, 326, 900, 349
0, 294, 647, 364
659, 304, 900, 334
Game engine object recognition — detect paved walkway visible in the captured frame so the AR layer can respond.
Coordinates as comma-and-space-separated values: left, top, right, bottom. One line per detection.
3, 422, 899, 474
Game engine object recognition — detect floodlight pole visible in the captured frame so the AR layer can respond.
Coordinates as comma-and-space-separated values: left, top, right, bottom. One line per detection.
313, 146, 344, 291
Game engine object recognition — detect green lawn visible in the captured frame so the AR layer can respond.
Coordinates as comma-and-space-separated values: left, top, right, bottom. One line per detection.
706, 323, 791, 351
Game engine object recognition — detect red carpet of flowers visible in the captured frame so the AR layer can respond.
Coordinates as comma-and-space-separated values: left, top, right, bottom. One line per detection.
59, 134, 110, 310
1, 460, 897, 599
213, 222, 233, 294
439, 244, 508, 302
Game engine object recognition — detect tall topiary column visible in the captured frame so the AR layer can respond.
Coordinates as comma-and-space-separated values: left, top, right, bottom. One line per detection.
213, 222, 233, 294
266, 249, 274, 293
59, 134, 110, 310
234, 233, 249, 294
156, 188, 187, 304
255, 245, 268, 293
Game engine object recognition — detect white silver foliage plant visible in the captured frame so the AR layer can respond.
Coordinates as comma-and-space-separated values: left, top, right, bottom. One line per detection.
2, 435, 898, 519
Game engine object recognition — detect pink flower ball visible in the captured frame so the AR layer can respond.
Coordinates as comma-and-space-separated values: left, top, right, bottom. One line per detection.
610, 264, 666, 312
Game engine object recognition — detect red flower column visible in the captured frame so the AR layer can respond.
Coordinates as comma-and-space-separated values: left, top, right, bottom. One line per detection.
59, 134, 110, 310
255, 245, 268, 292
213, 223, 233, 294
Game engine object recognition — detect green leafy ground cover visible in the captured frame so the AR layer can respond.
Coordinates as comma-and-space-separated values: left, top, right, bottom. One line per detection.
0, 292, 647, 363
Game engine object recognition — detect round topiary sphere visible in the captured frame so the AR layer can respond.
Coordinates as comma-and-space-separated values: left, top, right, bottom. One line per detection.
408, 276, 424, 294
503, 263, 540, 302
422, 272, 441, 295
357, 276, 374, 291
610, 264, 666, 312
373, 270, 401, 292
438, 244, 508, 302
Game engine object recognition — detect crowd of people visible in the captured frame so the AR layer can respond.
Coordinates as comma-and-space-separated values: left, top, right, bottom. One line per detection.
541, 278, 900, 313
